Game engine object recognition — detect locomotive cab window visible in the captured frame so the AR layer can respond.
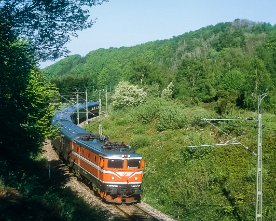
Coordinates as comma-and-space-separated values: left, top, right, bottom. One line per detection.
108, 159, 123, 168
127, 159, 140, 168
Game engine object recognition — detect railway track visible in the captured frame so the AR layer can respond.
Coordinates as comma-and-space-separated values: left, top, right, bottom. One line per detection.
114, 204, 160, 221
44, 141, 175, 221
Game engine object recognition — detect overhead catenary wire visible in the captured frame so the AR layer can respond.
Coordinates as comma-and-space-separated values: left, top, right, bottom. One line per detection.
202, 118, 257, 156
190, 93, 267, 221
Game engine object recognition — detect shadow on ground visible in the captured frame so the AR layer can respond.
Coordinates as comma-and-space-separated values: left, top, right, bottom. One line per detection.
0, 145, 110, 221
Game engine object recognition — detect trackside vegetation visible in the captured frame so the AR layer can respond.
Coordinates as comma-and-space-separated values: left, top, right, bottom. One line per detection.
86, 96, 276, 221
45, 19, 276, 221
0, 1, 110, 220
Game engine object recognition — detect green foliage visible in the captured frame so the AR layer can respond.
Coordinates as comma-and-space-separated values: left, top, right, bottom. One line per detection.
43, 20, 276, 220
51, 75, 91, 97
0, 159, 109, 221
135, 98, 163, 123
23, 70, 59, 141
45, 20, 276, 112
221, 69, 247, 91
43, 55, 82, 79
215, 90, 239, 115
214, 24, 246, 51
132, 98, 187, 131
0, 25, 57, 155
0, 1, 112, 220
156, 105, 187, 131
1, 0, 108, 60
85, 98, 276, 221
129, 135, 151, 149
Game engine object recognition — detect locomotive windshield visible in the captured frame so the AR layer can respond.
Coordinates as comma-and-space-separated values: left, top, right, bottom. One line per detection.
127, 159, 140, 168
108, 159, 123, 168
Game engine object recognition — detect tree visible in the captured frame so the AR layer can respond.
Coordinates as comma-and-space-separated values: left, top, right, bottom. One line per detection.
128, 58, 152, 85
22, 70, 59, 147
1, 0, 107, 155
0, 0, 107, 61
112, 81, 147, 109
0, 22, 31, 148
0, 26, 58, 155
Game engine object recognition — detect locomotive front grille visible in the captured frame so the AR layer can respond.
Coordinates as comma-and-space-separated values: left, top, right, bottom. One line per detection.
106, 184, 141, 196
118, 187, 128, 196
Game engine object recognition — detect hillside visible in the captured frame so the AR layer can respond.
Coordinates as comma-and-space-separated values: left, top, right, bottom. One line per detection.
85, 97, 276, 221
43, 19, 276, 220
43, 19, 276, 111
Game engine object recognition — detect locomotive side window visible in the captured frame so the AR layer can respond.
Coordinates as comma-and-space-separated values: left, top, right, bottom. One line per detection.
127, 159, 140, 168
108, 159, 123, 168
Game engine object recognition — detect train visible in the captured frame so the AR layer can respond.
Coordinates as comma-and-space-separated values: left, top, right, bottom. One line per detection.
51, 101, 145, 204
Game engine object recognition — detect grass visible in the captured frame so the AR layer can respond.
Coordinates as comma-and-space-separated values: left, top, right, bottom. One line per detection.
85, 97, 276, 221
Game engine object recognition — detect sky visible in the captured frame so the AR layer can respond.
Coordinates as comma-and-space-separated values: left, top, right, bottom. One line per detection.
40, 0, 276, 68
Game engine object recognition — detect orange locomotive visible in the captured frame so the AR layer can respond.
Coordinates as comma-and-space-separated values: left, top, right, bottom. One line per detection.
52, 101, 144, 203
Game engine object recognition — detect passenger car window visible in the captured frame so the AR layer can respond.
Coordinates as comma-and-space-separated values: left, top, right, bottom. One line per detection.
128, 159, 140, 168
108, 159, 123, 168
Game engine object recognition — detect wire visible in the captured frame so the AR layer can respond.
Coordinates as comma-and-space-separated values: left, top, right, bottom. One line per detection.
205, 120, 256, 156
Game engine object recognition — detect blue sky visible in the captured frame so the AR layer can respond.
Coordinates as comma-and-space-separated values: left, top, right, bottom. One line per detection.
40, 0, 276, 68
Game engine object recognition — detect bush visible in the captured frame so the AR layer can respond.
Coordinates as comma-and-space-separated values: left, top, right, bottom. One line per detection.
136, 98, 163, 123
156, 106, 187, 131
129, 135, 151, 149
111, 81, 147, 109
184, 107, 216, 127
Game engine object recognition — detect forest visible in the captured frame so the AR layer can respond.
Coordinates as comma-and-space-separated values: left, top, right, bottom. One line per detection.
44, 19, 276, 113
44, 19, 276, 220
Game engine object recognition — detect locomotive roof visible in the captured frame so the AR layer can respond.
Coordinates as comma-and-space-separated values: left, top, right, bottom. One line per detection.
52, 101, 141, 159
75, 136, 142, 159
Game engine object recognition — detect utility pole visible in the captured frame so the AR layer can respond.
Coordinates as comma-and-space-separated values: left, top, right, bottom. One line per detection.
99, 98, 102, 116
189, 94, 267, 220
61, 90, 97, 124
105, 86, 108, 114
85, 88, 88, 122
256, 93, 267, 221
98, 123, 103, 136
76, 90, 79, 125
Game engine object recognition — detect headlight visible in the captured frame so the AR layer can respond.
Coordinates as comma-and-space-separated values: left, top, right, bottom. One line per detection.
107, 184, 118, 187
